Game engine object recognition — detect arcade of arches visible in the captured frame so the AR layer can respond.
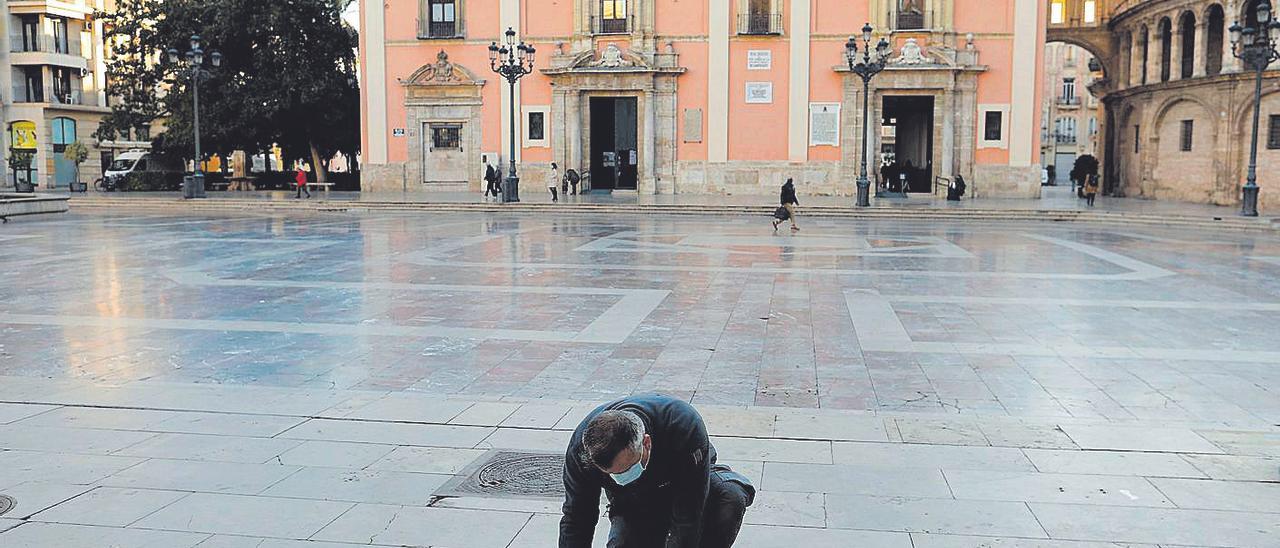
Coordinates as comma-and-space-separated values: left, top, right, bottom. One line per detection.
1050, 0, 1280, 210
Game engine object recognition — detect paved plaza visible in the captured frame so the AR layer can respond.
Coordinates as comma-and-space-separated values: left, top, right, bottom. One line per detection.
1, 209, 1279, 546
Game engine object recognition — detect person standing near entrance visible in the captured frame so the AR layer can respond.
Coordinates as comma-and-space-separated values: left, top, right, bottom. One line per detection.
482, 155, 500, 199
773, 178, 799, 232
1084, 173, 1099, 207
294, 165, 310, 199
548, 162, 560, 202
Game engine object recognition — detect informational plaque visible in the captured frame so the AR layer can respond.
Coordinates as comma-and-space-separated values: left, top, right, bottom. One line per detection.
683, 108, 703, 142
745, 82, 773, 104
747, 50, 772, 70
392, 128, 406, 137
808, 103, 841, 146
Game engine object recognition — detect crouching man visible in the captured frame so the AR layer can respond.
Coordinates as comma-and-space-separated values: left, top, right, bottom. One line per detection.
559, 394, 755, 548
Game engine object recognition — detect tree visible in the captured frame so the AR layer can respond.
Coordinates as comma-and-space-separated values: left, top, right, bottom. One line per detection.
96, 0, 360, 182
64, 142, 91, 184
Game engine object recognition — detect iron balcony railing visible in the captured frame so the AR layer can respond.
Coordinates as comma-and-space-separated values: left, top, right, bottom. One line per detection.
738, 12, 782, 35
1057, 96, 1081, 106
416, 18, 464, 39
591, 15, 633, 35
896, 11, 925, 30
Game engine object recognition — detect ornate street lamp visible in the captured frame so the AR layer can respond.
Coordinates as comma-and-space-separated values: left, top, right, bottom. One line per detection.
489, 28, 535, 203
1230, 1, 1280, 217
845, 24, 890, 207
165, 34, 221, 199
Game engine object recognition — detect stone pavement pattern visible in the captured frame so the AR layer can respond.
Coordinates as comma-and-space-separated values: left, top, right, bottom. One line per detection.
0, 210, 1278, 547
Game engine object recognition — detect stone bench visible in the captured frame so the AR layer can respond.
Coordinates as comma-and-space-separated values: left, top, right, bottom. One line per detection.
0, 193, 70, 223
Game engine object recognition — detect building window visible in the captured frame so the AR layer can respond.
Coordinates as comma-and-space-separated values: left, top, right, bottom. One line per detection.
596, 0, 631, 34
1089, 116, 1098, 136
898, 0, 926, 30
1134, 125, 1141, 153
52, 118, 76, 154
1061, 78, 1077, 104
739, 0, 782, 35
529, 112, 545, 141
984, 111, 1003, 142
1084, 0, 1097, 23
1055, 118, 1077, 144
419, 0, 462, 38
51, 16, 69, 54
431, 124, 462, 150
20, 16, 40, 52
1267, 115, 1280, 150
1050, 0, 1065, 24
20, 67, 43, 103
52, 68, 75, 104
135, 125, 150, 141
1180, 120, 1194, 151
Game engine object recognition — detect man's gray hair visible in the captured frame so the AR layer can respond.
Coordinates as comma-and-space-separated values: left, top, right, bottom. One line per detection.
581, 410, 645, 469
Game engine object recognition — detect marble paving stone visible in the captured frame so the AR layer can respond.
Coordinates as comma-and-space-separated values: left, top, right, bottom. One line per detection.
366, 446, 487, 475
711, 437, 833, 464
0, 522, 209, 548
99, 459, 302, 495
1193, 430, 1280, 457
477, 428, 573, 451
1029, 502, 1280, 546
311, 503, 530, 547
449, 402, 521, 426
0, 403, 55, 424
0, 519, 20, 534
976, 421, 1080, 450
1024, 448, 1208, 478
14, 406, 181, 430
1058, 425, 1223, 453
275, 440, 397, 469
0, 450, 145, 489
743, 491, 826, 527
716, 460, 765, 485
113, 432, 303, 464
824, 494, 1049, 538
134, 492, 353, 538
277, 418, 493, 448
505, 513, 610, 548
1147, 477, 1280, 512
260, 467, 452, 506
1180, 454, 1280, 482
31, 486, 190, 527
763, 463, 953, 497
893, 419, 990, 446
733, 525, 914, 548
0, 424, 158, 454
832, 441, 1036, 472
194, 536, 369, 548
908, 533, 1159, 547
772, 411, 889, 441
0, 482, 93, 520
499, 403, 573, 429
943, 470, 1173, 507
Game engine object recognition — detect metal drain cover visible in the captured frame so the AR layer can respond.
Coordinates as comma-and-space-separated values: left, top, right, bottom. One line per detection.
435, 450, 565, 500
0, 495, 14, 517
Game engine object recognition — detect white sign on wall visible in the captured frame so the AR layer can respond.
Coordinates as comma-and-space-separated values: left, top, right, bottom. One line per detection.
747, 50, 772, 70
809, 103, 841, 146
392, 128, 406, 137
745, 82, 773, 104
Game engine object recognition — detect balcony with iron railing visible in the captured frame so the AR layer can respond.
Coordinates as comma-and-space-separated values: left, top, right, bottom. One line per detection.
591, 15, 633, 35
896, 11, 926, 30
738, 12, 782, 35
1056, 133, 1078, 145
9, 33, 89, 70
416, 17, 465, 39
1057, 96, 1082, 107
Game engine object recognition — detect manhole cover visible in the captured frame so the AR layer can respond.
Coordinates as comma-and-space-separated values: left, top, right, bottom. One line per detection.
435, 450, 565, 500
0, 495, 14, 517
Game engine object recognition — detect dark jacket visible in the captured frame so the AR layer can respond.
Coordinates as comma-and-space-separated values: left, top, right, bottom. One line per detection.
485, 164, 497, 183
560, 394, 716, 548
780, 182, 798, 206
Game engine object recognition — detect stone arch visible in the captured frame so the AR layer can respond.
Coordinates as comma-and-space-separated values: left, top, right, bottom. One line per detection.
1205, 4, 1226, 76
1242, 0, 1264, 28
1045, 36, 1113, 80
1149, 95, 1218, 202
1158, 17, 1173, 82
1230, 86, 1280, 136
1178, 11, 1197, 79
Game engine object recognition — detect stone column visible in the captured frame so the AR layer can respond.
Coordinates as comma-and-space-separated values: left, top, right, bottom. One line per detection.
566, 91, 582, 173
1169, 24, 1184, 81
642, 89, 657, 193
1193, 22, 1208, 77
1130, 31, 1144, 87
1221, 14, 1239, 73
1147, 21, 1162, 83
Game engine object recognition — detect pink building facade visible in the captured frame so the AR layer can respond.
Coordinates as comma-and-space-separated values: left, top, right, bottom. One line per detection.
360, 0, 1047, 197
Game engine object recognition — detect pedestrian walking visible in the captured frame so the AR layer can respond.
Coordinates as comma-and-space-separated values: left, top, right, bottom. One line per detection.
559, 394, 755, 548
548, 162, 560, 202
1084, 173, 1099, 207
294, 166, 311, 199
483, 155, 501, 199
772, 178, 799, 232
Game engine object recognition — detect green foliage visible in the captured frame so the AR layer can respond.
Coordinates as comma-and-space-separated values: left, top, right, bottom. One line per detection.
1070, 154, 1100, 183
122, 171, 182, 191
64, 141, 90, 165
95, 0, 360, 177
6, 150, 34, 171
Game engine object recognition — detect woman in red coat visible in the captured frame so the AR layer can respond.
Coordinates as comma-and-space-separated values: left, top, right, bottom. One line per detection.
295, 167, 310, 198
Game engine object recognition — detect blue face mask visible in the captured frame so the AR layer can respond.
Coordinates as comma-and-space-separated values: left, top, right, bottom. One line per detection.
610, 459, 645, 486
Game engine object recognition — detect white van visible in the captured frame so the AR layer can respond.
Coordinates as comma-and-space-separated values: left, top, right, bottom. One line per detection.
103, 151, 152, 182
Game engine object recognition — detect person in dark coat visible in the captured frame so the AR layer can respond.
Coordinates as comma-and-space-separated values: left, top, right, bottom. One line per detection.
483, 156, 500, 198
947, 175, 967, 201
559, 395, 754, 548
773, 178, 799, 232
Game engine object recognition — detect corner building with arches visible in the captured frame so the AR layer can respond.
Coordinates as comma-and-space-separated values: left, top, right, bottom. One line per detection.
360, 1, 1050, 197
1050, 0, 1280, 210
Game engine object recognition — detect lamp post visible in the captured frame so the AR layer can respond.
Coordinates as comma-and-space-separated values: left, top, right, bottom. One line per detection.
489, 28, 535, 203
845, 24, 890, 207
165, 35, 221, 199
1230, 1, 1280, 217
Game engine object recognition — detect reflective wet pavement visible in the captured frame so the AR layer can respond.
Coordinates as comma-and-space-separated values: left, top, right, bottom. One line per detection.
1, 210, 1278, 546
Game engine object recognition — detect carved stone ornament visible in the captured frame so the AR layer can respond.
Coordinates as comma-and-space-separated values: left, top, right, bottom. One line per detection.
402, 50, 482, 86
896, 38, 924, 65
591, 44, 637, 68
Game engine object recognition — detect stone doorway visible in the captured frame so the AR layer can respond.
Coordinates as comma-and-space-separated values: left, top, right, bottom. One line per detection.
588, 97, 638, 190
882, 95, 935, 193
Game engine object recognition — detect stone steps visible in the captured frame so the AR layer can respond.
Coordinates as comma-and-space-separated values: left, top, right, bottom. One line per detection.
67, 197, 1280, 233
